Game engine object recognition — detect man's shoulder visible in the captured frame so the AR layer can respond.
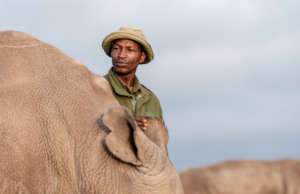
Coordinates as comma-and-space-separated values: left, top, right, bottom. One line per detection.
140, 84, 159, 99
141, 84, 153, 93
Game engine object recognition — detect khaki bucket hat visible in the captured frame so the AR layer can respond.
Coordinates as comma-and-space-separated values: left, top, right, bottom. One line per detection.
102, 26, 154, 64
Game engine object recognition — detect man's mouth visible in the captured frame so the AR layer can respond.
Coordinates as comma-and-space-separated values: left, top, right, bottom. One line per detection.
114, 61, 127, 66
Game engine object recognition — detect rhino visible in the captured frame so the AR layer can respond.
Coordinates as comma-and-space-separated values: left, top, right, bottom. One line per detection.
0, 30, 184, 194
180, 159, 300, 194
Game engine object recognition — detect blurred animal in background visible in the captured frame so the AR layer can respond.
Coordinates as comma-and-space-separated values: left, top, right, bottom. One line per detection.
0, 31, 183, 194
180, 159, 300, 194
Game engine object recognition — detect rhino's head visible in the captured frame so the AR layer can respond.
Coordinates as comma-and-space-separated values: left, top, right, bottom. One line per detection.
83, 107, 184, 194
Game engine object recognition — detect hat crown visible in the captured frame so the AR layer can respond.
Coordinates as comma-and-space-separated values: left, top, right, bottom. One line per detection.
118, 26, 147, 40
102, 26, 154, 64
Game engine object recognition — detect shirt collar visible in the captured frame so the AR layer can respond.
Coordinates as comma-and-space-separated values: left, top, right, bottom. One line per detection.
107, 67, 142, 96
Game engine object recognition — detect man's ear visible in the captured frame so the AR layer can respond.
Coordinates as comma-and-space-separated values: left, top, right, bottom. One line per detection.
139, 51, 146, 64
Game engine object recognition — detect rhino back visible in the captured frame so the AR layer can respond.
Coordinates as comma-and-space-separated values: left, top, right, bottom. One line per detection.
180, 160, 286, 194
0, 30, 118, 193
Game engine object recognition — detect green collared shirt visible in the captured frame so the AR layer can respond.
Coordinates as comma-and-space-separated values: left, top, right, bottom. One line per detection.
104, 68, 163, 120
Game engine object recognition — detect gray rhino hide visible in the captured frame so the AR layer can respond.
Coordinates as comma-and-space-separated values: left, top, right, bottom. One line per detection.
180, 159, 300, 194
0, 31, 184, 194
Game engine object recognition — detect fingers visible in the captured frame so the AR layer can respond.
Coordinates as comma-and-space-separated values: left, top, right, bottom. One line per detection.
135, 117, 148, 131
135, 116, 146, 122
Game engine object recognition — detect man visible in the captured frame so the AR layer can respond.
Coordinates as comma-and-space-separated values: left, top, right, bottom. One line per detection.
102, 26, 163, 131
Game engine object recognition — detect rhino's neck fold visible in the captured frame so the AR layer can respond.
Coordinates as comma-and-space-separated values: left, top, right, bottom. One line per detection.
134, 128, 169, 176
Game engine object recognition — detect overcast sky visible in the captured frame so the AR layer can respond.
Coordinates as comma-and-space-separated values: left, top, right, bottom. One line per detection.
1, 0, 300, 171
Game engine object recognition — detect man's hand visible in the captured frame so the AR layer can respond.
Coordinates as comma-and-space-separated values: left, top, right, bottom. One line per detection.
135, 116, 148, 131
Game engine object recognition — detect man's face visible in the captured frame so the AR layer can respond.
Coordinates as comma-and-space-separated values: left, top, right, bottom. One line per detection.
111, 39, 146, 75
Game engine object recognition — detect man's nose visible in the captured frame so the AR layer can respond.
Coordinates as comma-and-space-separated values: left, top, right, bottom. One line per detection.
118, 49, 127, 58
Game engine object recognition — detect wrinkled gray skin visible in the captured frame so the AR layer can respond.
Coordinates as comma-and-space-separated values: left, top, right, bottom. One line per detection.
180, 159, 300, 194
0, 31, 184, 194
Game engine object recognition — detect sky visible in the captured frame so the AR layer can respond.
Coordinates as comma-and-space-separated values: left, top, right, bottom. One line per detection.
1, 0, 300, 171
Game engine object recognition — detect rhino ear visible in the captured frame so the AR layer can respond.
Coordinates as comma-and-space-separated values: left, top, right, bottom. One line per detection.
100, 107, 142, 166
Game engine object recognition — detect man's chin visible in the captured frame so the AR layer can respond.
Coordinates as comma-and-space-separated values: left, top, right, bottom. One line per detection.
113, 67, 129, 75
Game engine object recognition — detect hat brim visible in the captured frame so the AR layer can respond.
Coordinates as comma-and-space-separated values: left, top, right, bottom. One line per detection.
102, 32, 154, 64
